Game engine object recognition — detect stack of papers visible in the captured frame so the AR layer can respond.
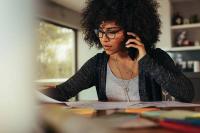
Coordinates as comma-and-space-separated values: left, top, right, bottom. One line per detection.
65, 101, 200, 110
142, 110, 200, 120
37, 91, 200, 110
66, 101, 134, 110
142, 110, 200, 133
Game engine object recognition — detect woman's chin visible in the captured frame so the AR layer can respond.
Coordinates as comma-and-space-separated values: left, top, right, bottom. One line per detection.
105, 50, 112, 55
105, 50, 117, 55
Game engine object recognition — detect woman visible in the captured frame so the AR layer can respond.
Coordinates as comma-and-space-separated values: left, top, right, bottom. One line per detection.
43, 0, 194, 102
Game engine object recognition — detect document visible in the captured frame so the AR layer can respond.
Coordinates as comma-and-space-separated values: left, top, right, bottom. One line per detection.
66, 101, 136, 110
65, 101, 200, 110
128, 101, 200, 108
36, 93, 200, 110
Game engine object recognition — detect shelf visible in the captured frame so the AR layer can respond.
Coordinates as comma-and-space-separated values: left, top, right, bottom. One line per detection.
172, 0, 197, 3
164, 46, 200, 52
171, 23, 200, 30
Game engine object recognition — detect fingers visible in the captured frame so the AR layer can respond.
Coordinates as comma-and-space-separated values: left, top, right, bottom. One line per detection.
126, 39, 143, 46
127, 32, 141, 42
125, 32, 147, 61
125, 32, 144, 50
125, 32, 144, 47
126, 42, 145, 49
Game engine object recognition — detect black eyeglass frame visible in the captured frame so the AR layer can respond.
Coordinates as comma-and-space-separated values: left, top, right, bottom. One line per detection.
94, 28, 122, 39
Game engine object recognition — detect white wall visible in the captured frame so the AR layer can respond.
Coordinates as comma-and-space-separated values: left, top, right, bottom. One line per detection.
77, 31, 102, 100
156, 0, 172, 50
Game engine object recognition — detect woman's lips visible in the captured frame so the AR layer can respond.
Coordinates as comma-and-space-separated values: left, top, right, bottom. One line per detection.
103, 45, 112, 50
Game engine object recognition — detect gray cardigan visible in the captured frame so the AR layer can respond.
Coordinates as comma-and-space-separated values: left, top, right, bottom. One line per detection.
45, 48, 194, 102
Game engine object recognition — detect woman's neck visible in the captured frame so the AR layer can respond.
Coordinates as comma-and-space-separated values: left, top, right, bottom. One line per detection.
109, 51, 132, 62
108, 51, 139, 80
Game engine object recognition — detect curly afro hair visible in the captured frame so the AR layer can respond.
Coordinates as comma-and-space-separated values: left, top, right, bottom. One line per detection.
81, 0, 161, 53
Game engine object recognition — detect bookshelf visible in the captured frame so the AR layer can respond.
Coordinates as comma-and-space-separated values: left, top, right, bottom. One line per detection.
170, 0, 200, 51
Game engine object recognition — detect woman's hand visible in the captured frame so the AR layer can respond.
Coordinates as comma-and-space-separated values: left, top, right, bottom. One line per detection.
125, 32, 146, 61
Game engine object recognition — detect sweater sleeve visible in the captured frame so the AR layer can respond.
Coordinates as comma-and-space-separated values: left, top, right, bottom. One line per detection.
42, 54, 98, 101
139, 48, 194, 102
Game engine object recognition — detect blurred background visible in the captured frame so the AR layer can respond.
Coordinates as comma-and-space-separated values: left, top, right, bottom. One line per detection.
0, 0, 200, 132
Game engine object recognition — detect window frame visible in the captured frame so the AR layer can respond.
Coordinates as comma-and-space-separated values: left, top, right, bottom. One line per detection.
36, 19, 78, 86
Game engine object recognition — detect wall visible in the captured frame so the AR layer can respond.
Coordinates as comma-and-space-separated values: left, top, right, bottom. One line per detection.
156, 0, 172, 49
38, 0, 81, 29
77, 31, 102, 100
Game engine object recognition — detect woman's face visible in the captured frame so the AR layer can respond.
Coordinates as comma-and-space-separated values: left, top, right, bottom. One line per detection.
98, 21, 125, 55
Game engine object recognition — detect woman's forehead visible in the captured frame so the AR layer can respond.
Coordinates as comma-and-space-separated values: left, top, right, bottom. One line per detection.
99, 21, 119, 28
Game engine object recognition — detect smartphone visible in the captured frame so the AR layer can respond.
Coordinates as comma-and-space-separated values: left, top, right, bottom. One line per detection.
122, 34, 139, 60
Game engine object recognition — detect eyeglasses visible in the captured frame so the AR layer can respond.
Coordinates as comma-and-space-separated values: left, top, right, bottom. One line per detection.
94, 28, 122, 39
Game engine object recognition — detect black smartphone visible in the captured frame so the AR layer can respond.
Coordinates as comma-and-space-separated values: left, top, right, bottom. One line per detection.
122, 34, 139, 60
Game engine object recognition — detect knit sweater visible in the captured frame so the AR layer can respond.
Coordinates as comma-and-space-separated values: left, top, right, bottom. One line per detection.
45, 48, 194, 102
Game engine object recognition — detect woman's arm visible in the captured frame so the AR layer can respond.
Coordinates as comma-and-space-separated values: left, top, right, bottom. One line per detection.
42, 55, 98, 101
139, 48, 194, 102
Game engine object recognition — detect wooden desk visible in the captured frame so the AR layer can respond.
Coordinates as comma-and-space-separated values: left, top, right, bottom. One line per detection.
39, 103, 200, 133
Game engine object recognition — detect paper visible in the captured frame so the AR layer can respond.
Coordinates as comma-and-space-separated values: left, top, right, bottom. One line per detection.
142, 110, 200, 120
36, 93, 200, 110
65, 101, 200, 110
36, 91, 65, 104
159, 120, 200, 133
160, 110, 200, 120
125, 108, 160, 114
66, 101, 135, 110
128, 101, 200, 108
164, 119, 200, 126
142, 110, 165, 119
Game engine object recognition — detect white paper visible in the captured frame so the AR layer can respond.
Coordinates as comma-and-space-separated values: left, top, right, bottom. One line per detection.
66, 101, 135, 110
35, 92, 200, 109
66, 101, 143, 110
65, 101, 200, 110
36, 91, 65, 104
128, 101, 200, 108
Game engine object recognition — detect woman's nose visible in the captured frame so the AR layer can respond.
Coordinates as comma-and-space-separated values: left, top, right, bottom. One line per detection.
101, 34, 110, 41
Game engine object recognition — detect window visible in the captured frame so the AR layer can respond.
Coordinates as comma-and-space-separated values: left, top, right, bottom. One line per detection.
36, 20, 76, 84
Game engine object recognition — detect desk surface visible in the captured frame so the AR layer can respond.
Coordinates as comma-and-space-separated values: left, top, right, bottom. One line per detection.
39, 103, 200, 133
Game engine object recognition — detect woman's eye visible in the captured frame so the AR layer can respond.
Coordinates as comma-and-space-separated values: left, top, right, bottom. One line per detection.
108, 31, 117, 34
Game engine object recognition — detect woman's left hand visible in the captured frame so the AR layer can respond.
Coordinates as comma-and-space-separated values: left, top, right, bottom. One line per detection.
125, 32, 146, 61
